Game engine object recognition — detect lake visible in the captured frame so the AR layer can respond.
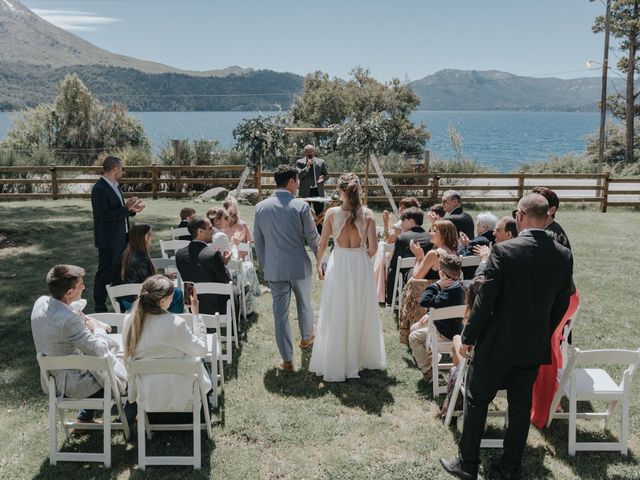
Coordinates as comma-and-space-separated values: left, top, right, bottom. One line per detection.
0, 110, 601, 172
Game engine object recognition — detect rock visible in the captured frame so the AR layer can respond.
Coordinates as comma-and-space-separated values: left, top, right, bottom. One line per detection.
228, 188, 260, 205
196, 187, 228, 203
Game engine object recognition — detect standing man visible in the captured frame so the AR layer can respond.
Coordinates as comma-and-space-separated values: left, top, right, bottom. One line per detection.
91, 156, 144, 312
254, 164, 320, 371
442, 190, 474, 239
440, 194, 573, 480
296, 144, 329, 232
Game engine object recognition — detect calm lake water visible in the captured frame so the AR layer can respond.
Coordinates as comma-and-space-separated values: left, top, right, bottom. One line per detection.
0, 110, 601, 172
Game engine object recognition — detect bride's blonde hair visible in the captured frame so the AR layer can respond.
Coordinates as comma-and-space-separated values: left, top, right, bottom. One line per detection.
338, 173, 362, 224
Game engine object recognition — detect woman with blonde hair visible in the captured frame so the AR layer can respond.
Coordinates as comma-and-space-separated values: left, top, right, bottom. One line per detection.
123, 275, 211, 417
309, 173, 386, 382
222, 196, 252, 249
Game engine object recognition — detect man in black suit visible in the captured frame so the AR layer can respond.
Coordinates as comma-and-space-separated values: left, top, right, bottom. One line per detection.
442, 190, 474, 239
385, 207, 431, 305
440, 194, 573, 480
175, 216, 232, 316
91, 156, 144, 312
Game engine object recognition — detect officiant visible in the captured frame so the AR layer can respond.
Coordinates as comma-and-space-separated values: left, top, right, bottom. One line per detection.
296, 144, 329, 233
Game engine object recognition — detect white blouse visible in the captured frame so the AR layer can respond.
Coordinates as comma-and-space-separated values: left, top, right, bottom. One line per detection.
124, 312, 212, 412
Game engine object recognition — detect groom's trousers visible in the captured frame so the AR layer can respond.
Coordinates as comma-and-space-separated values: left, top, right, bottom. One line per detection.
268, 276, 314, 362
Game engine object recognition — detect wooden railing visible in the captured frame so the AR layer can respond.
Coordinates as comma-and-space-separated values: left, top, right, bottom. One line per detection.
1, 165, 639, 212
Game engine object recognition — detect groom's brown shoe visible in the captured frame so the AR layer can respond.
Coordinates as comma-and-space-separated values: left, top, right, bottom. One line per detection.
279, 360, 294, 372
299, 335, 315, 349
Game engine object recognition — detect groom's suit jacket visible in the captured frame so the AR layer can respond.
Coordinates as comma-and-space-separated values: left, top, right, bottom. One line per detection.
253, 189, 320, 282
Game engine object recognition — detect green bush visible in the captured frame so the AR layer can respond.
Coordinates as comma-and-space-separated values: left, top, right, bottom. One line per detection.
519, 152, 599, 174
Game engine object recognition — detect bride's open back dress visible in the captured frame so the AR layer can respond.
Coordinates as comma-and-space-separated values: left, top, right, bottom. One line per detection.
309, 207, 386, 382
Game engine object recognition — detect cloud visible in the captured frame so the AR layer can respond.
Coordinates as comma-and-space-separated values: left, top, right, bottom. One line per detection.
32, 8, 121, 32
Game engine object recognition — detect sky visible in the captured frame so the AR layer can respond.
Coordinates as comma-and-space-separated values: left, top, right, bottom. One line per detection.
21, 0, 616, 82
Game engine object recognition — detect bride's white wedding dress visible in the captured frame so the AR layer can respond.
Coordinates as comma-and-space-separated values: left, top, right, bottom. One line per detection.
309, 207, 386, 382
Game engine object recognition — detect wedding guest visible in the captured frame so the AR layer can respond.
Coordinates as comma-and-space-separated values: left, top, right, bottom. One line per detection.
427, 203, 446, 232
442, 190, 474, 239
117, 222, 184, 313
531, 186, 571, 249
398, 219, 458, 344
440, 194, 573, 480
222, 196, 252, 257
382, 197, 421, 244
31, 265, 128, 429
458, 212, 497, 256
123, 275, 211, 421
408, 254, 464, 381
385, 207, 431, 307
176, 207, 195, 240
472, 216, 517, 278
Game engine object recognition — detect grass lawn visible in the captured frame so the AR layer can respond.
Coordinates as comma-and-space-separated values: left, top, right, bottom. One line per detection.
0, 199, 639, 479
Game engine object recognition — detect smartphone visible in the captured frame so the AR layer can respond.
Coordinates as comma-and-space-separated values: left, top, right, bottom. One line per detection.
183, 282, 194, 306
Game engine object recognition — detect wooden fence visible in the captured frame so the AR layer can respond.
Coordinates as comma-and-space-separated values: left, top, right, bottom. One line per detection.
1, 165, 639, 212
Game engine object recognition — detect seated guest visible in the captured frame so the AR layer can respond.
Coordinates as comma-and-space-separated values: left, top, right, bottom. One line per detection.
385, 207, 431, 307
440, 276, 484, 416
207, 206, 231, 236
176, 207, 195, 240
123, 275, 211, 420
382, 197, 421, 244
472, 216, 517, 278
31, 264, 128, 428
458, 212, 497, 256
223, 196, 252, 253
427, 203, 446, 232
408, 254, 465, 381
118, 222, 184, 313
442, 190, 474, 239
531, 186, 571, 250
176, 216, 233, 316
398, 219, 459, 344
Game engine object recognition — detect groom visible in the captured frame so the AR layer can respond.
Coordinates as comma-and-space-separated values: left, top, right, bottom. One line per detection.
254, 164, 320, 371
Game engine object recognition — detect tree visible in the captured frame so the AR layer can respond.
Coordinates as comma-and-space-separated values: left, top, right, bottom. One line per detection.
232, 114, 289, 170
2, 74, 149, 164
594, 0, 640, 162
290, 68, 429, 155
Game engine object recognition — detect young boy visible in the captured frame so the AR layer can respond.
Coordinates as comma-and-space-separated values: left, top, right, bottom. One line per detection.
408, 253, 464, 381
176, 207, 196, 240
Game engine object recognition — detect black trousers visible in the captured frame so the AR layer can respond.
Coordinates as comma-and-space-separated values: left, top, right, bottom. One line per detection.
309, 187, 324, 235
459, 358, 539, 473
94, 247, 124, 312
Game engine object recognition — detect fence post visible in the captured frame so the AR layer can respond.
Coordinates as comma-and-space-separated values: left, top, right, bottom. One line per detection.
255, 163, 262, 201
430, 175, 440, 204
151, 163, 158, 200
364, 156, 370, 205
600, 172, 610, 213
517, 170, 525, 199
50, 165, 58, 200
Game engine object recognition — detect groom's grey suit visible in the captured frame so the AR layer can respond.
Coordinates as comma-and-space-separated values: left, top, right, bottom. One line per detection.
254, 189, 320, 362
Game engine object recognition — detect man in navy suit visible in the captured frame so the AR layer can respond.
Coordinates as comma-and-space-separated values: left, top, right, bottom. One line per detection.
91, 156, 145, 312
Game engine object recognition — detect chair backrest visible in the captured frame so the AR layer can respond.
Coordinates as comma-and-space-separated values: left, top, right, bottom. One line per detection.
572, 347, 640, 370
38, 352, 112, 374
460, 255, 481, 267
106, 283, 142, 313
170, 227, 190, 240
90, 312, 126, 330
194, 281, 234, 297
151, 257, 177, 270
237, 242, 253, 261
177, 313, 221, 331
428, 305, 467, 322
398, 256, 417, 270
160, 239, 189, 259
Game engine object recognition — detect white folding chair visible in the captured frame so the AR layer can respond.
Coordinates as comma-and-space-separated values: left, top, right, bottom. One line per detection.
160, 239, 189, 259
425, 305, 467, 398
546, 347, 640, 456
228, 259, 247, 322
460, 255, 482, 287
170, 227, 191, 240
151, 257, 183, 289
193, 282, 238, 349
105, 283, 142, 313
390, 256, 416, 312
442, 357, 508, 449
178, 313, 225, 407
37, 353, 131, 467
383, 242, 395, 270
236, 242, 254, 262
128, 358, 213, 470
89, 312, 126, 332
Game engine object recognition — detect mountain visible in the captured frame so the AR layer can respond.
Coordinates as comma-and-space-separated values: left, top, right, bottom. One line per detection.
410, 69, 624, 111
0, 0, 249, 76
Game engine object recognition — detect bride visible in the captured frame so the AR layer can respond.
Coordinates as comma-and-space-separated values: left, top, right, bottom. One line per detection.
309, 173, 386, 382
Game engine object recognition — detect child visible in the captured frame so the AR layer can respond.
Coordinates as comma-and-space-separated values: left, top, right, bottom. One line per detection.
176, 207, 195, 240
408, 253, 464, 381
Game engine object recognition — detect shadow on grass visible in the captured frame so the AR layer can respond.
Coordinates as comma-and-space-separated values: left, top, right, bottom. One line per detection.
263, 351, 398, 416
